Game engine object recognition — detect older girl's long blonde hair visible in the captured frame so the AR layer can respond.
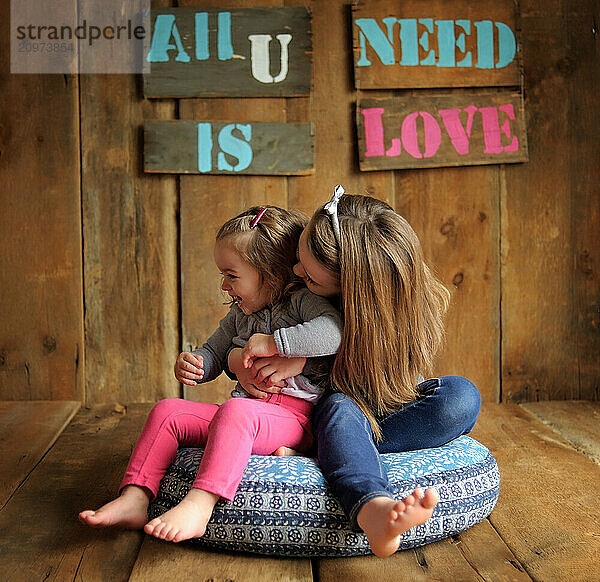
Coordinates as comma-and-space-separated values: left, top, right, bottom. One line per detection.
305, 194, 450, 440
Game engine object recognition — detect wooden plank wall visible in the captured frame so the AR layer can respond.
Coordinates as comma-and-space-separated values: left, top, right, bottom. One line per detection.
80, 76, 179, 404
501, 0, 599, 402
0, 0, 598, 406
0, 0, 84, 401
79, 0, 180, 405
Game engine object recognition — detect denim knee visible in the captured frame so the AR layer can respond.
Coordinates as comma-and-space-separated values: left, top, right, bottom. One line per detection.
439, 376, 481, 434
314, 392, 390, 526
314, 392, 367, 431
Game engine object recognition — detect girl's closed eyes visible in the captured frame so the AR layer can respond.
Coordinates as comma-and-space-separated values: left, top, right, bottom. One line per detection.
304, 272, 317, 286
295, 249, 318, 286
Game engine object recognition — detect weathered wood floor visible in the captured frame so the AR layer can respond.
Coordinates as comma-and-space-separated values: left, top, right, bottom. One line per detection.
1, 400, 599, 581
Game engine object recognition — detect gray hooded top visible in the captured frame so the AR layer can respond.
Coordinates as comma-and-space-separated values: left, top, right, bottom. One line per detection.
192, 287, 342, 402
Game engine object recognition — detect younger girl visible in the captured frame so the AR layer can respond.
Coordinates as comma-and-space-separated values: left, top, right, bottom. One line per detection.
79, 206, 344, 543
235, 189, 481, 557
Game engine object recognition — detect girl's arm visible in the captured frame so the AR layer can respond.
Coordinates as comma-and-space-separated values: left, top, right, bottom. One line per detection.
228, 348, 302, 396
241, 291, 342, 367
183, 307, 239, 385
251, 355, 307, 386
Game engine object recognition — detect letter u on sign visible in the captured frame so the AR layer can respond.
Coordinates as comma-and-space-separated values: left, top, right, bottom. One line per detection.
248, 34, 292, 83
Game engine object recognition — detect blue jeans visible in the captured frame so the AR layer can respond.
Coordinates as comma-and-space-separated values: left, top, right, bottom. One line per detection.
313, 376, 481, 527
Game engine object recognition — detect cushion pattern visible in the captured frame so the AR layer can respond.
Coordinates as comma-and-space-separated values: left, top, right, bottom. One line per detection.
149, 435, 499, 556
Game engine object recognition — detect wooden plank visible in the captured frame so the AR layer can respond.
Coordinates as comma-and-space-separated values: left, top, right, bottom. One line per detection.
130, 537, 312, 581
500, 0, 579, 402
0, 0, 84, 401
567, 1, 600, 400
470, 402, 600, 581
357, 91, 528, 171
318, 553, 423, 582
318, 519, 531, 581
179, 0, 289, 406
448, 519, 532, 582
520, 400, 600, 465
0, 404, 152, 581
0, 401, 79, 508
286, 0, 395, 221
394, 160, 500, 402
352, 0, 521, 90
144, 120, 315, 175
144, 7, 312, 98
80, 41, 179, 404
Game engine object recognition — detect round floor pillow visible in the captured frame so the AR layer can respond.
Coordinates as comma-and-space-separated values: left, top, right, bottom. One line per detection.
149, 435, 500, 557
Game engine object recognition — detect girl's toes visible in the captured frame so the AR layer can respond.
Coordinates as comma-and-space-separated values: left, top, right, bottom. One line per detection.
155, 528, 166, 540
393, 500, 406, 515
78, 510, 92, 524
422, 488, 439, 508
165, 527, 179, 542
145, 522, 158, 536
151, 520, 167, 538
404, 493, 416, 507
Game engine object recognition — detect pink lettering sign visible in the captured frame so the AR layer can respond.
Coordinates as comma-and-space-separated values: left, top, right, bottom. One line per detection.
357, 92, 528, 171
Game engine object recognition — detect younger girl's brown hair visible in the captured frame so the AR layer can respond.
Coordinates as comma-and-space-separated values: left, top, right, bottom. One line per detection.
305, 194, 451, 441
216, 206, 308, 305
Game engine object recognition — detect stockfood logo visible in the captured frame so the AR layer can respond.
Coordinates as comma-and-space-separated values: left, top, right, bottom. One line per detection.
11, 0, 151, 73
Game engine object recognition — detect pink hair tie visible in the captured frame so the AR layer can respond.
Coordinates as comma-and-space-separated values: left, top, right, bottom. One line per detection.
250, 207, 267, 228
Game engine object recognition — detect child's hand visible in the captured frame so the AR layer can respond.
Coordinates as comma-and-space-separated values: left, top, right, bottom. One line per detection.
174, 352, 204, 386
229, 348, 286, 398
241, 334, 278, 368
251, 356, 307, 388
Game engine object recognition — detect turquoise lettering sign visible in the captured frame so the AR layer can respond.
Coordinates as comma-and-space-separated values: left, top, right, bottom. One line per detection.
352, 0, 520, 89
144, 7, 312, 97
144, 121, 314, 175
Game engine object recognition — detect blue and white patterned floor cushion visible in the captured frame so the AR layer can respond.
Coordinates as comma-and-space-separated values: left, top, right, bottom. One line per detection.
149, 435, 499, 557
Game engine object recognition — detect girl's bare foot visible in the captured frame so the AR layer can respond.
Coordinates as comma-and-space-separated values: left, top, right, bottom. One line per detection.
357, 487, 439, 558
144, 488, 219, 543
273, 446, 301, 457
78, 485, 150, 529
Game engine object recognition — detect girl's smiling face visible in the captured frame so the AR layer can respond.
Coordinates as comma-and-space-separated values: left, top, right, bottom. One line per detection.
214, 239, 271, 315
293, 229, 341, 298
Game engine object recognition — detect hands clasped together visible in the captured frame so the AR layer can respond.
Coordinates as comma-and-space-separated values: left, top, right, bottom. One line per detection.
174, 333, 307, 399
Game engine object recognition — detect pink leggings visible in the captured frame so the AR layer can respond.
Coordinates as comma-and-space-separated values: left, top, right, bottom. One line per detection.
120, 394, 313, 501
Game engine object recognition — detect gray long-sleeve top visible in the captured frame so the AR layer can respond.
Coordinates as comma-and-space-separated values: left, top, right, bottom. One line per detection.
192, 288, 342, 402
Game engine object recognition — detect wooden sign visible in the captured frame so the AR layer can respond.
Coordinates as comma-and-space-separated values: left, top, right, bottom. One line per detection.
352, 0, 520, 89
144, 121, 314, 175
356, 91, 528, 171
143, 7, 312, 97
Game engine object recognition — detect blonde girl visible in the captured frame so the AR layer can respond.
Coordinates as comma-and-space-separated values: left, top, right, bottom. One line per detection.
235, 189, 481, 557
79, 206, 342, 543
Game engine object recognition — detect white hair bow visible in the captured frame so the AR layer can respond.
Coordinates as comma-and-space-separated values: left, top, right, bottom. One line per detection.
324, 184, 344, 245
